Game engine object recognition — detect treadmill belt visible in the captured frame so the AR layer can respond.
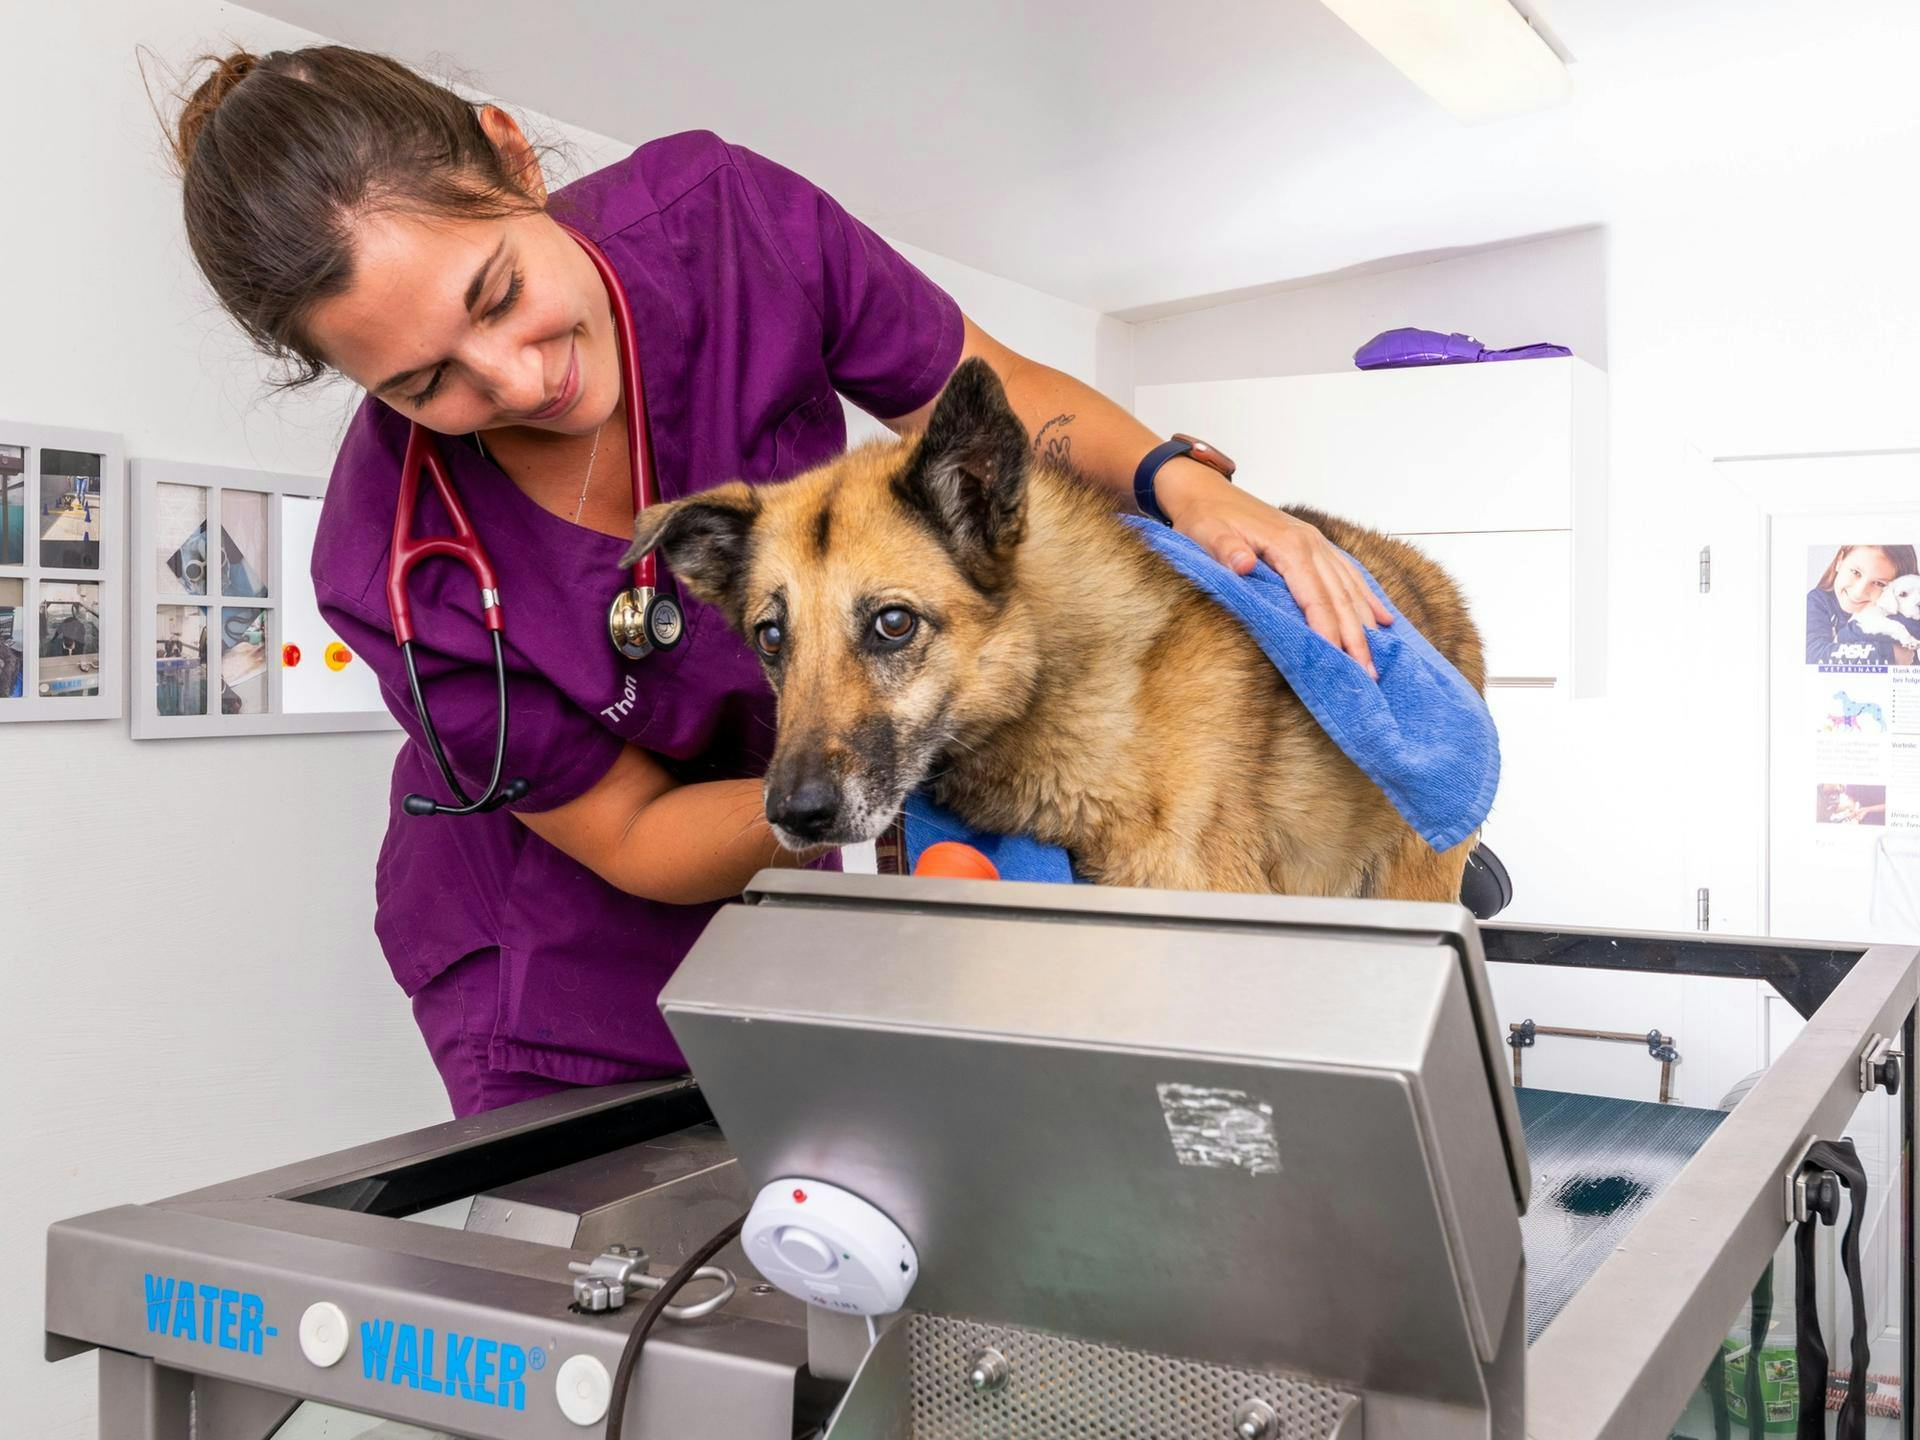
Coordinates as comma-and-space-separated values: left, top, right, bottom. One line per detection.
1517, 1087, 1727, 1343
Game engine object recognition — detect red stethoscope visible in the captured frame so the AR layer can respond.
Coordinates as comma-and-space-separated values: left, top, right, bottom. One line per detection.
388, 225, 682, 818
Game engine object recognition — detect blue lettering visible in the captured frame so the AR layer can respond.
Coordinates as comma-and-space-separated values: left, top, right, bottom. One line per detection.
238, 1292, 264, 1355
360, 1320, 395, 1383
497, 1344, 527, 1411
199, 1285, 220, 1345
392, 1324, 421, 1389
445, 1332, 475, 1400
218, 1289, 240, 1350
418, 1328, 443, 1395
143, 1276, 173, 1335
170, 1284, 197, 1342
348, 1313, 529, 1410
473, 1339, 497, 1406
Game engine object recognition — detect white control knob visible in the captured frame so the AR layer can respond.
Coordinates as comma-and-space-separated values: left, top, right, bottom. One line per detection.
742, 1179, 918, 1316
556, 1353, 612, 1426
298, 1302, 349, 1368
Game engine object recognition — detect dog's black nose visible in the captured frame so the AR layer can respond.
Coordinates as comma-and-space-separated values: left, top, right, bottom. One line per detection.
768, 777, 841, 840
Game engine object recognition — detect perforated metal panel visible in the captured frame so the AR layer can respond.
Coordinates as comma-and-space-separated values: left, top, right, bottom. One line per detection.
905, 1314, 1359, 1440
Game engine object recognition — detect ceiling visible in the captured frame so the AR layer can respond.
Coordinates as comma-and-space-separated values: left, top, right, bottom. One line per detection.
236, 0, 1918, 316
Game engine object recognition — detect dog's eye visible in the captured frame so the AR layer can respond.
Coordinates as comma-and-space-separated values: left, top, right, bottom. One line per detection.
754, 621, 784, 658
873, 607, 917, 646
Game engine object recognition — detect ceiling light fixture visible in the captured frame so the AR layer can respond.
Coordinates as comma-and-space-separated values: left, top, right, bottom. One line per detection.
1318, 0, 1571, 123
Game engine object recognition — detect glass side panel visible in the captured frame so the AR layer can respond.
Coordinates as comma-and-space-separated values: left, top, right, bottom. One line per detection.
1664, 1080, 1907, 1437
270, 1404, 471, 1439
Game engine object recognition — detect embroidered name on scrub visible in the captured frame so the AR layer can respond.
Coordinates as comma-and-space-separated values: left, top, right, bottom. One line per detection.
142, 1274, 276, 1354
599, 672, 639, 723
360, 1319, 531, 1411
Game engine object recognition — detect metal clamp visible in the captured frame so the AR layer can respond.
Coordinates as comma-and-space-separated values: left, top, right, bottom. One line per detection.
568, 1244, 738, 1319
1860, 1034, 1902, 1096
1784, 1140, 1845, 1226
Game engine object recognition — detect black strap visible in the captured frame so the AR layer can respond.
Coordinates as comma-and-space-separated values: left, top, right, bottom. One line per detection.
1132, 438, 1195, 525
1795, 1137, 1871, 1440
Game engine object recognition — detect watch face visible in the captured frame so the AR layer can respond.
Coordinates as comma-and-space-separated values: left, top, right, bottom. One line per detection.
1172, 433, 1236, 478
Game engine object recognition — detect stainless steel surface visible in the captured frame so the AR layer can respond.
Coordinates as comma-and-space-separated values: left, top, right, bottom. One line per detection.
47, 1084, 812, 1440
49, 1201, 804, 1440
891, 1313, 1358, 1440
665, 882, 1526, 1399
1525, 940, 1920, 1440
52, 874, 1920, 1440
97, 1351, 190, 1440
194, 1374, 301, 1440
464, 1121, 750, 1258
743, 870, 1529, 1210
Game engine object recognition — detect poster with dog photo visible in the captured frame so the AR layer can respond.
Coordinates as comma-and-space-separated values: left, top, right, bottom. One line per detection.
1805, 543, 1920, 669
1804, 542, 1920, 835
1768, 517, 1920, 942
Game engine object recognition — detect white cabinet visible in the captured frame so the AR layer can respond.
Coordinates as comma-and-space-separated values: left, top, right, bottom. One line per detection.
1135, 357, 1607, 695
1393, 530, 1569, 686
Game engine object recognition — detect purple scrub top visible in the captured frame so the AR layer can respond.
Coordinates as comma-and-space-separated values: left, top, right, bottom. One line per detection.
312, 131, 963, 1086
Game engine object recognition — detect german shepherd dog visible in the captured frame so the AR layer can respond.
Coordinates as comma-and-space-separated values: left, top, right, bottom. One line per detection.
624, 360, 1486, 900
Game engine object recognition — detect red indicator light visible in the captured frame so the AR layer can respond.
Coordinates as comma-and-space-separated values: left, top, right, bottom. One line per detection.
282, 643, 302, 668
793, 1188, 808, 1204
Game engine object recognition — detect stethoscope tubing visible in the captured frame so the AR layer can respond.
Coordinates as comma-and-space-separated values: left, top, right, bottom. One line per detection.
390, 226, 660, 817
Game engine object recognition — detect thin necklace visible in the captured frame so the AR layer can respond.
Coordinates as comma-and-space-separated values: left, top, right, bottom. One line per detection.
571, 421, 606, 524
470, 425, 606, 526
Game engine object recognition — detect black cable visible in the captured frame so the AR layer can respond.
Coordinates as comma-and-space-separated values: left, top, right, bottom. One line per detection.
602, 1210, 746, 1440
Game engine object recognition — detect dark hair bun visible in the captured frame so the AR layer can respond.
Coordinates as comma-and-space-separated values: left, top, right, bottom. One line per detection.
173, 50, 261, 172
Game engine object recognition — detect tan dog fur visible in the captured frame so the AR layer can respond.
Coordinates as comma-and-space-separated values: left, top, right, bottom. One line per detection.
626, 360, 1486, 900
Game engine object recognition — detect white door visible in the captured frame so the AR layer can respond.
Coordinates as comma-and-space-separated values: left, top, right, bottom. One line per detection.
1768, 506, 1920, 941
1688, 451, 1920, 941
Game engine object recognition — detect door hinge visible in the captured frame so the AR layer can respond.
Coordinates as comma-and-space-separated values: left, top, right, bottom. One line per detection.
1698, 545, 1712, 594
1696, 887, 1711, 932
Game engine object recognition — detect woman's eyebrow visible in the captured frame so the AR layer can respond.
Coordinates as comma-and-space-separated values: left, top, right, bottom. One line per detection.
374, 240, 508, 395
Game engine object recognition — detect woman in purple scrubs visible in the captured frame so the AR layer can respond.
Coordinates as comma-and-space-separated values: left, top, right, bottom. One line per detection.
171, 46, 1388, 1116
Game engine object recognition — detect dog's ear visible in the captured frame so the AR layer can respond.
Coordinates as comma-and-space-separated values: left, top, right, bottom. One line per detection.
893, 357, 1030, 589
621, 483, 760, 624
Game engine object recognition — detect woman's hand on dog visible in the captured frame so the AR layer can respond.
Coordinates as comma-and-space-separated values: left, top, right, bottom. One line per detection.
1157, 460, 1392, 680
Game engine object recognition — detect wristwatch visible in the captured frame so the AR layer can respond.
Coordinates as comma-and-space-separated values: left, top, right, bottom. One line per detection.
1132, 432, 1237, 525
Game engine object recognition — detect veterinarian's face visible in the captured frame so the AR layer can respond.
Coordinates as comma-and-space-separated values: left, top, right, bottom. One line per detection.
626, 362, 1032, 849
1834, 549, 1898, 614
304, 208, 621, 439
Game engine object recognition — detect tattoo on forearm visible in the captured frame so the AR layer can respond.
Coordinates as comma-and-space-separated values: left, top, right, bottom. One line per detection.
1032, 413, 1075, 470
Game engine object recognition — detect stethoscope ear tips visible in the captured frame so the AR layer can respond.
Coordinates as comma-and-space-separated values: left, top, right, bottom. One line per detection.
402, 793, 439, 817
501, 778, 531, 804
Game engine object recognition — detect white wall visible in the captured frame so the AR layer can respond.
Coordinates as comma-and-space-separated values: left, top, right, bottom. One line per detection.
1128, 228, 1606, 384
1123, 66, 1920, 937
0, 6, 1113, 1436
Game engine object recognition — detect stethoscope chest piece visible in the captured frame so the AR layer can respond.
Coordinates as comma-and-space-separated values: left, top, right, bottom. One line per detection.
610, 585, 683, 661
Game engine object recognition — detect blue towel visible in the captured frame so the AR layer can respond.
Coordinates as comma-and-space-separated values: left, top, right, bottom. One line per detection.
902, 517, 1499, 880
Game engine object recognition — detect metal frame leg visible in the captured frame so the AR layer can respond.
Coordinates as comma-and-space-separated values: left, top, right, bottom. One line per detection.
195, 1375, 301, 1440
96, 1350, 191, 1440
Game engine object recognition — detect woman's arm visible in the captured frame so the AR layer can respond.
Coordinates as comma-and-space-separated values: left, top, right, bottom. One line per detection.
518, 746, 815, 906
888, 318, 1391, 677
